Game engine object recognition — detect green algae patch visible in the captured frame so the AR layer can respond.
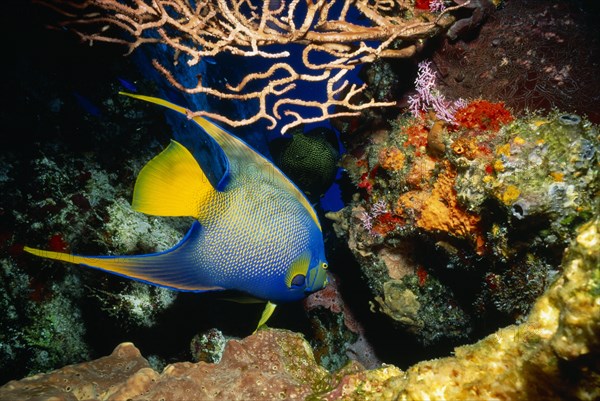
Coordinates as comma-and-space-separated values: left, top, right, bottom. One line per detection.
274, 329, 332, 394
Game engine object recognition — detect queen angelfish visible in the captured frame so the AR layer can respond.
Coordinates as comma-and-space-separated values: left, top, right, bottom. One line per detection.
24, 93, 329, 330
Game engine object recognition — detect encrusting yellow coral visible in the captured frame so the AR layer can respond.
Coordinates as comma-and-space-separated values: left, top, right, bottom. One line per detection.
396, 163, 483, 245
378, 147, 406, 171
499, 184, 521, 205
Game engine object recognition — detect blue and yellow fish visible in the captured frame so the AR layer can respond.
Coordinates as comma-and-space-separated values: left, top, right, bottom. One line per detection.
24, 93, 329, 330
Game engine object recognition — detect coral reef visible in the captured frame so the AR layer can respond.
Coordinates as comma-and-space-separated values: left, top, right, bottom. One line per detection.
0, 259, 90, 378
0, 330, 332, 401
36, 0, 477, 133
303, 273, 382, 371
189, 328, 228, 364
378, 215, 600, 400
485, 112, 597, 229
0, 85, 191, 381
2, 0, 599, 397
91, 281, 178, 329
1, 216, 598, 399
104, 197, 192, 255
331, 101, 599, 345
375, 273, 472, 346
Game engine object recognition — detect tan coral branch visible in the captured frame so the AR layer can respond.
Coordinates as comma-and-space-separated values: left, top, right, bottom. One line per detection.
38, 0, 465, 131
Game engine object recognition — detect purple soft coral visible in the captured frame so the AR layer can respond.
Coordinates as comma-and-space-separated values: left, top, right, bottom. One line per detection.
371, 200, 389, 217
429, 0, 447, 13
358, 211, 373, 232
410, 60, 437, 111
408, 60, 466, 124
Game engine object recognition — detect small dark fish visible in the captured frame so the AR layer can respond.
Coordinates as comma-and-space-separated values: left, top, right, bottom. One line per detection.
202, 56, 217, 65
72, 91, 102, 117
269, 127, 340, 202
117, 77, 138, 92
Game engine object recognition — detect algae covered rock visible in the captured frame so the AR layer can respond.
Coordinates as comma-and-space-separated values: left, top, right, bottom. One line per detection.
380, 215, 600, 401
486, 112, 598, 236
1, 216, 598, 400
330, 106, 599, 346
0, 329, 331, 401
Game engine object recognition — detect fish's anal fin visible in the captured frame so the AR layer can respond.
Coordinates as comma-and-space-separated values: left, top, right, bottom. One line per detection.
23, 222, 225, 293
133, 140, 214, 220
253, 301, 277, 334
24, 246, 80, 264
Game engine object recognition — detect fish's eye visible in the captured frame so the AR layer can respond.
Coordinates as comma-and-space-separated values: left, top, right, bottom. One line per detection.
322, 263, 328, 270
290, 274, 305, 288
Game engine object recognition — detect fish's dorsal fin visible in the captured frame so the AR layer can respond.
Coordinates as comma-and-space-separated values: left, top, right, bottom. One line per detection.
195, 121, 321, 230
133, 140, 213, 220
120, 92, 321, 230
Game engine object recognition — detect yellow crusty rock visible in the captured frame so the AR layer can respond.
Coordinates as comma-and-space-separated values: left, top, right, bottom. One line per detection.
378, 216, 600, 401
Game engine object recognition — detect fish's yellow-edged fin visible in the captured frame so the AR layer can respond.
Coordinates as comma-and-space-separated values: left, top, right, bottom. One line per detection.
120, 92, 190, 115
120, 92, 321, 231
22, 247, 222, 292
192, 117, 321, 231
133, 140, 213, 219
253, 301, 277, 334
23, 222, 226, 292
25, 246, 84, 265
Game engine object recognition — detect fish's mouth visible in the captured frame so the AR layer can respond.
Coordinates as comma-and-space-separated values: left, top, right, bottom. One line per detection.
305, 264, 328, 292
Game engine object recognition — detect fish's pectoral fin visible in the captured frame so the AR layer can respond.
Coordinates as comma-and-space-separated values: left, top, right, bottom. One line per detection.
253, 301, 277, 334
132, 139, 214, 220
24, 222, 225, 293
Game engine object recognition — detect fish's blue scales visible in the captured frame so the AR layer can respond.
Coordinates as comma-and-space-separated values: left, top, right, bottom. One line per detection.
195, 170, 313, 300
